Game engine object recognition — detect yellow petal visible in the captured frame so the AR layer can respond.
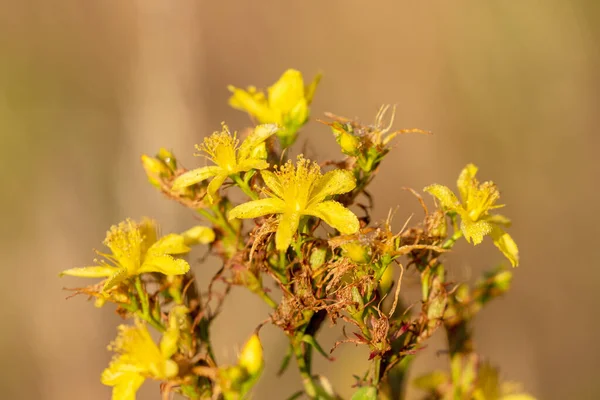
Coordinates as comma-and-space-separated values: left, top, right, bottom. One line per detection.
206, 173, 229, 204
309, 169, 356, 205
460, 218, 493, 245
227, 86, 277, 123
172, 166, 220, 190
147, 234, 190, 256
237, 124, 278, 160
228, 198, 286, 220
304, 72, 322, 105
138, 218, 158, 256
103, 269, 129, 291
260, 170, 283, 198
236, 158, 269, 173
285, 98, 309, 126
304, 200, 359, 234
275, 212, 301, 250
457, 163, 478, 203
138, 256, 190, 276
491, 227, 519, 267
424, 184, 461, 211
487, 214, 512, 227
101, 370, 145, 400
268, 69, 304, 112
59, 266, 118, 278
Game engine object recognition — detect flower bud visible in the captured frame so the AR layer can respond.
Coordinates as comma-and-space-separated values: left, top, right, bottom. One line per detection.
331, 124, 360, 156
492, 270, 512, 291
181, 225, 216, 246
341, 242, 370, 264
157, 147, 177, 171
141, 154, 170, 188
378, 264, 394, 296
238, 334, 264, 377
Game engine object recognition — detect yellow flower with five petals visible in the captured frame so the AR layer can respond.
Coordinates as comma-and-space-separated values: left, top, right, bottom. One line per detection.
228, 156, 359, 250
228, 69, 321, 147
424, 164, 519, 266
101, 320, 179, 400
171, 124, 278, 203
60, 218, 190, 291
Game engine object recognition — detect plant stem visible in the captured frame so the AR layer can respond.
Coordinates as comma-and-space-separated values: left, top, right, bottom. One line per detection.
255, 288, 278, 309
135, 277, 150, 317
197, 208, 220, 225
120, 298, 164, 332
293, 336, 319, 398
373, 357, 382, 386
232, 174, 258, 200
442, 230, 463, 250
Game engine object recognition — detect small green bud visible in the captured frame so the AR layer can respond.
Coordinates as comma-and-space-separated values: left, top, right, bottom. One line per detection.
309, 247, 327, 269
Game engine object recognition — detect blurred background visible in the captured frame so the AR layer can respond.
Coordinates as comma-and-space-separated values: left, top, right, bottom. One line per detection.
1, 1, 599, 399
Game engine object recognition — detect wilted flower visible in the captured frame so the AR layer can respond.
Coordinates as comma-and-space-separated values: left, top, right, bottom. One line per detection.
228, 156, 359, 250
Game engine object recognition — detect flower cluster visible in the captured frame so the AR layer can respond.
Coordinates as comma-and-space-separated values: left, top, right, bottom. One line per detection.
61, 68, 531, 400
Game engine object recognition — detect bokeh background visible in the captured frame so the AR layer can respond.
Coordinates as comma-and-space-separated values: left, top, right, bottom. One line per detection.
2, 1, 599, 399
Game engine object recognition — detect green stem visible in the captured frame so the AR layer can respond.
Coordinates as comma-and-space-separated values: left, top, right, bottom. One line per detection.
373, 357, 382, 386
232, 174, 258, 200
200, 205, 238, 240
135, 277, 150, 317
255, 288, 278, 309
120, 299, 164, 332
197, 208, 220, 226
293, 336, 319, 398
442, 230, 463, 250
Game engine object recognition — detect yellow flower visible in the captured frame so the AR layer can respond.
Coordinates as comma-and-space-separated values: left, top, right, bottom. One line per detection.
424, 164, 519, 267
228, 69, 321, 147
101, 320, 179, 400
171, 124, 278, 203
60, 218, 190, 291
228, 156, 359, 250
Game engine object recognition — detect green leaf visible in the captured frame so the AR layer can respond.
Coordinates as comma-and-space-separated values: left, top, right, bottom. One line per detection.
351, 386, 377, 400
277, 344, 294, 376
301, 335, 333, 361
